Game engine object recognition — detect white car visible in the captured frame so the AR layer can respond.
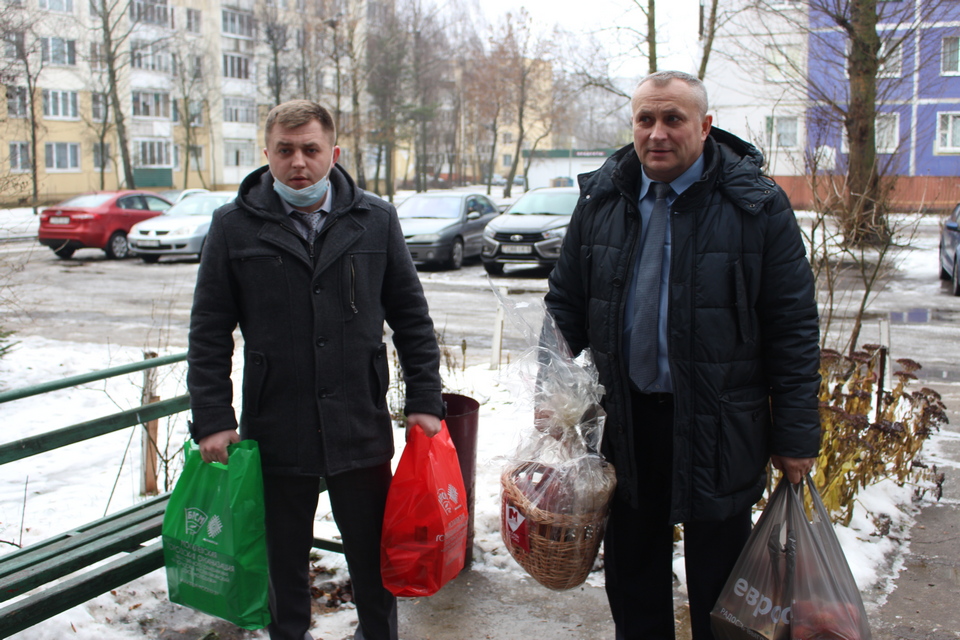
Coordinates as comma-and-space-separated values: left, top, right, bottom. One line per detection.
128, 191, 234, 262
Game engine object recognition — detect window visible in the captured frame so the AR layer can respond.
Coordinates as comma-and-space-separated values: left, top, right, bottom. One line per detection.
41, 37, 77, 65
187, 100, 203, 126
943, 37, 959, 75
4, 32, 25, 60
879, 41, 902, 78
93, 142, 111, 169
222, 9, 256, 37
42, 90, 79, 119
186, 8, 201, 33
765, 44, 802, 83
223, 53, 251, 79
131, 41, 172, 73
130, 0, 170, 26
765, 115, 799, 148
224, 96, 256, 123
9, 142, 30, 172
45, 142, 80, 170
224, 140, 256, 166
502, 154, 512, 167
7, 86, 27, 118
938, 112, 960, 152
89, 42, 105, 70
91, 92, 108, 121
188, 55, 203, 79
136, 139, 173, 167
876, 113, 899, 153
39, 0, 73, 12
503, 132, 513, 144
132, 91, 171, 118
186, 144, 204, 170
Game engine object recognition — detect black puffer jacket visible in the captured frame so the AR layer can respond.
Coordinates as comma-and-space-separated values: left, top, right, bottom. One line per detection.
544, 128, 821, 522
187, 164, 444, 476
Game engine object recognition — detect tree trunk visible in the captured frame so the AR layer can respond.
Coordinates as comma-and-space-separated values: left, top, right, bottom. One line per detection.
647, 0, 657, 74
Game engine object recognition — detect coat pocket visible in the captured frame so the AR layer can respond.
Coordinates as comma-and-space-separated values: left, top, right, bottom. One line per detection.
732, 259, 754, 345
372, 343, 389, 410
717, 386, 770, 495
242, 350, 268, 418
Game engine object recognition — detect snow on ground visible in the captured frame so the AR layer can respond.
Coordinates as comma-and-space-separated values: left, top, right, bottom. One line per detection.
0, 205, 949, 638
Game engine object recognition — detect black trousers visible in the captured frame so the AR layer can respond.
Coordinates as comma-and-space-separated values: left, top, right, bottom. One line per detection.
262, 463, 397, 640
604, 391, 752, 640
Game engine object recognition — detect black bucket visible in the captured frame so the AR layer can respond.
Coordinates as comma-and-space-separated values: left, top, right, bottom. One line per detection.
443, 392, 480, 569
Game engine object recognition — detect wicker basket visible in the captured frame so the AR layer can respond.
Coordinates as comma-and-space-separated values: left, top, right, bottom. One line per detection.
500, 461, 616, 591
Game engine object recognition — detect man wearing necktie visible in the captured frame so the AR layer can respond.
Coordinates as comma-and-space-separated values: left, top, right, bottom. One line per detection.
545, 71, 821, 639
187, 100, 444, 640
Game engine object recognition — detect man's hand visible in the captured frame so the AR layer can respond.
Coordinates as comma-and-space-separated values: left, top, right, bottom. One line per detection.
771, 454, 816, 484
198, 429, 240, 464
406, 413, 442, 439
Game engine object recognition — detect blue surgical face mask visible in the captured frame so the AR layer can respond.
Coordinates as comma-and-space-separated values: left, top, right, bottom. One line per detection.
273, 174, 330, 208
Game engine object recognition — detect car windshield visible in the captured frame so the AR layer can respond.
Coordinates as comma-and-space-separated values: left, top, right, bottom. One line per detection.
57, 194, 114, 208
397, 196, 462, 219
164, 194, 233, 216
508, 192, 579, 215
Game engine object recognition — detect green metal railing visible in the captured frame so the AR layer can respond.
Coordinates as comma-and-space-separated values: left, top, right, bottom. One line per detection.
0, 352, 189, 466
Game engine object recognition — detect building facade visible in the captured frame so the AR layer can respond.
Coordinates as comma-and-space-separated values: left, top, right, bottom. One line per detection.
705, 0, 960, 211
2, 0, 363, 205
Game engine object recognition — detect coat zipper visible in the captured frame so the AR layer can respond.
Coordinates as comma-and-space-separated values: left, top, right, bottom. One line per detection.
349, 255, 358, 314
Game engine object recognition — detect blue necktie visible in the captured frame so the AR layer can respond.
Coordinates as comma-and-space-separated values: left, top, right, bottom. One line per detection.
296, 210, 323, 243
629, 182, 671, 390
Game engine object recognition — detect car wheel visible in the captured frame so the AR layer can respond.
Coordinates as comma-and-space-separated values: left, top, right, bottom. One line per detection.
941, 243, 952, 280
104, 231, 129, 259
446, 238, 464, 270
52, 246, 75, 259
483, 260, 504, 276
140, 254, 160, 264
953, 255, 960, 297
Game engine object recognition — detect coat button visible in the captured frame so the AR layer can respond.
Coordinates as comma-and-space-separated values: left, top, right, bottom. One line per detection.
318, 388, 329, 398
316, 337, 327, 347
612, 277, 622, 287
252, 354, 263, 365
313, 284, 321, 294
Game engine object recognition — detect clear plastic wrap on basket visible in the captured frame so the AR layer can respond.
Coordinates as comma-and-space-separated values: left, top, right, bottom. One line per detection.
494, 291, 617, 591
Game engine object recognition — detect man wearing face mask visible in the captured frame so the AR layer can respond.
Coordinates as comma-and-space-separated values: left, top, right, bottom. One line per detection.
187, 100, 445, 640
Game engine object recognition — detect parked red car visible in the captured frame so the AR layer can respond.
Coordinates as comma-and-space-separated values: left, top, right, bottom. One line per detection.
38, 191, 173, 259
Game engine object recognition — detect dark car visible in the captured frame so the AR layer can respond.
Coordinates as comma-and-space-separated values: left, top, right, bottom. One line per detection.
38, 191, 172, 259
481, 187, 580, 275
940, 203, 960, 296
397, 192, 500, 270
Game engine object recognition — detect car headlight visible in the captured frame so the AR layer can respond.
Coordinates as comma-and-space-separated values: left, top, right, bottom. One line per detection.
172, 225, 200, 236
542, 226, 568, 240
407, 234, 441, 243
483, 226, 496, 239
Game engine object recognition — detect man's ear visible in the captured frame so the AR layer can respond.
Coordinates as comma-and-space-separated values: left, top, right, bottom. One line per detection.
701, 115, 713, 141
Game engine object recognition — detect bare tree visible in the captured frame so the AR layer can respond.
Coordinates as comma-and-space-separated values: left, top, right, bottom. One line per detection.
260, 5, 291, 108
366, 0, 407, 200
491, 10, 556, 198
2, 7, 47, 206
725, 0, 946, 246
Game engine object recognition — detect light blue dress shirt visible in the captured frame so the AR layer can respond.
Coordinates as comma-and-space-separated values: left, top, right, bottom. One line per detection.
622, 154, 705, 393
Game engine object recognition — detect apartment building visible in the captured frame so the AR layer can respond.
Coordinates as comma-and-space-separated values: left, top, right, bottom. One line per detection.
704, 0, 960, 211
2, 0, 359, 205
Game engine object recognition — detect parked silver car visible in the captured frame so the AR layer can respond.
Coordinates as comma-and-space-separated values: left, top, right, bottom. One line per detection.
128, 191, 234, 262
481, 187, 580, 275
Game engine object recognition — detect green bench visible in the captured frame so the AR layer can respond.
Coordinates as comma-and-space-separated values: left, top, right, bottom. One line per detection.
0, 353, 342, 637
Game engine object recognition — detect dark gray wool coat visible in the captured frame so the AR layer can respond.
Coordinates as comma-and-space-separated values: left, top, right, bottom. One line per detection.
544, 127, 821, 523
187, 163, 444, 476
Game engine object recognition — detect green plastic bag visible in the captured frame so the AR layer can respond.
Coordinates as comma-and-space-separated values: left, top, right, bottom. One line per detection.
162, 440, 271, 629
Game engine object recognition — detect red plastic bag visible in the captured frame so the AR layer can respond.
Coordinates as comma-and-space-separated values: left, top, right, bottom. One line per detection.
380, 421, 468, 597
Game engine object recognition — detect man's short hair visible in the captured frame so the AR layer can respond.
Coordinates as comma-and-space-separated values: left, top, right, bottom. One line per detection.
636, 70, 709, 119
265, 100, 337, 141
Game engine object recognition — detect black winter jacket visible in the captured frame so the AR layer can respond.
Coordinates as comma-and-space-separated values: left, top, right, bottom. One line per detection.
187, 164, 444, 476
544, 128, 821, 522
